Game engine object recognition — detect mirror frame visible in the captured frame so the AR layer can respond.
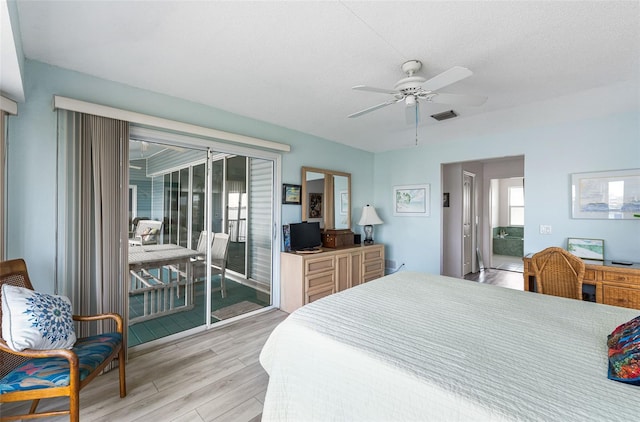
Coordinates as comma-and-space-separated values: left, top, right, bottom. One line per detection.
301, 166, 351, 230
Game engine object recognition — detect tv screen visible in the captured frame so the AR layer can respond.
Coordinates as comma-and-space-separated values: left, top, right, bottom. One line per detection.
289, 222, 322, 251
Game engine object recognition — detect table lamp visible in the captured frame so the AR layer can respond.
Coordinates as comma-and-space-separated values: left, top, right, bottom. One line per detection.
358, 205, 383, 245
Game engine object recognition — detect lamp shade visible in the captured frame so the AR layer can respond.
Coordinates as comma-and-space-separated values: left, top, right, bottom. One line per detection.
358, 205, 383, 226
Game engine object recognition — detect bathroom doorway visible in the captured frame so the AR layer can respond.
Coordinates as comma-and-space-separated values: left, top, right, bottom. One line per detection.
489, 177, 524, 272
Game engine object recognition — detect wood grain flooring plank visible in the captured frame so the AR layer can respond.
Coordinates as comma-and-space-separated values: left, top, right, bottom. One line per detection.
170, 409, 206, 422
0, 310, 286, 422
197, 372, 269, 422
132, 362, 266, 422
211, 397, 264, 422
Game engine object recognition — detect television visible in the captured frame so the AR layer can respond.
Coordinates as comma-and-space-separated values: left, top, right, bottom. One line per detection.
289, 222, 322, 251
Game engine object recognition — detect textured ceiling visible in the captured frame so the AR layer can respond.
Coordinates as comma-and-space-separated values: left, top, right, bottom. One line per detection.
13, 1, 640, 152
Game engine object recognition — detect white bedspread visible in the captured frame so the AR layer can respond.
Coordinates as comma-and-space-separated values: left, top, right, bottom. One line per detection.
260, 272, 639, 421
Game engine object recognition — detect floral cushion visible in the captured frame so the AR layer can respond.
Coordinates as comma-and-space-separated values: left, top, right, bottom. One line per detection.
1, 284, 76, 351
0, 332, 122, 393
607, 315, 640, 385
142, 227, 158, 242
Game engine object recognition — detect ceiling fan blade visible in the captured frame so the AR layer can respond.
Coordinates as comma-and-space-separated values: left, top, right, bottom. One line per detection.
352, 85, 401, 95
428, 92, 488, 106
421, 66, 473, 92
348, 99, 401, 118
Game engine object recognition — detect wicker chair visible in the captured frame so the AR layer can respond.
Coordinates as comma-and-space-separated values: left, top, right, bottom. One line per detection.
531, 247, 585, 300
0, 259, 126, 422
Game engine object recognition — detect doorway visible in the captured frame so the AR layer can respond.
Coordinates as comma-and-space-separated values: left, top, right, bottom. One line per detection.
489, 177, 524, 272
441, 156, 524, 278
462, 171, 476, 276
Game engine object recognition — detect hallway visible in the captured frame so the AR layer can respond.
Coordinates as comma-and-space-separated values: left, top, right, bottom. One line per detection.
464, 267, 524, 291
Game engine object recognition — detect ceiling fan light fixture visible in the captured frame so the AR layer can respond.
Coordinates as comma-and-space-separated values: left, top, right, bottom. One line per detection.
405, 95, 416, 106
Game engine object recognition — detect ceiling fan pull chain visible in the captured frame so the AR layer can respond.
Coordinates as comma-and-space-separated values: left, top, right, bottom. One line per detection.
415, 104, 418, 146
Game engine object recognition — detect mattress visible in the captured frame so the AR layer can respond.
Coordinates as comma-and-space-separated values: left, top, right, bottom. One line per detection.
260, 272, 639, 421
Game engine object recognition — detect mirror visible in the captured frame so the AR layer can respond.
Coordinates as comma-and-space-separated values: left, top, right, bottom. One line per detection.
302, 167, 351, 230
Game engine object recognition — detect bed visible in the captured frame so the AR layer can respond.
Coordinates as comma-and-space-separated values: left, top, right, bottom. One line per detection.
260, 272, 639, 421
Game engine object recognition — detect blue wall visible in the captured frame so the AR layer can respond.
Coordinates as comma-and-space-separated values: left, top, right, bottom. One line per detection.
6, 59, 374, 292
374, 110, 640, 273
6, 60, 640, 292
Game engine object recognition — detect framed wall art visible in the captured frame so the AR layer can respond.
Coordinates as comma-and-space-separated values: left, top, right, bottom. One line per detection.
393, 184, 430, 217
571, 169, 640, 219
282, 184, 301, 205
308, 193, 323, 218
340, 191, 348, 215
567, 238, 604, 261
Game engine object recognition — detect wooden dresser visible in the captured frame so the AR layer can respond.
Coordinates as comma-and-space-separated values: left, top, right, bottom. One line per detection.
523, 256, 640, 309
280, 244, 385, 313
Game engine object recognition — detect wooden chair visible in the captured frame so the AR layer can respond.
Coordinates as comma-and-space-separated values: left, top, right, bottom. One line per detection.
531, 247, 585, 300
0, 259, 126, 422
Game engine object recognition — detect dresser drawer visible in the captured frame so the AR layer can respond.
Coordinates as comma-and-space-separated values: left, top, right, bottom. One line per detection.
363, 246, 384, 263
602, 271, 640, 285
363, 259, 384, 275
602, 285, 640, 310
305, 256, 335, 275
363, 270, 384, 283
306, 284, 335, 304
305, 270, 335, 292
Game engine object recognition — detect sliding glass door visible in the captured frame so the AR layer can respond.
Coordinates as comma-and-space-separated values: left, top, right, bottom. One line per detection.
127, 131, 275, 348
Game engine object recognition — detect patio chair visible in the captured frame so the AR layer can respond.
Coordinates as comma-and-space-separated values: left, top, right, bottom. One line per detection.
0, 258, 126, 422
210, 233, 230, 298
129, 219, 162, 246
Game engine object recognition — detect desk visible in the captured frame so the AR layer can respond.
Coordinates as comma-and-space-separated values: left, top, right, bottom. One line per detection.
523, 256, 640, 309
129, 244, 199, 324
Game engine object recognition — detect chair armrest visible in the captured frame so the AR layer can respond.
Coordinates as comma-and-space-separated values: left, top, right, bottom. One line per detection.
73, 313, 124, 334
0, 338, 79, 364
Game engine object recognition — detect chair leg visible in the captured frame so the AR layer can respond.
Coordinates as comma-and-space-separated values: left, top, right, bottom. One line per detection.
29, 399, 40, 414
220, 270, 226, 298
70, 390, 80, 422
118, 348, 127, 398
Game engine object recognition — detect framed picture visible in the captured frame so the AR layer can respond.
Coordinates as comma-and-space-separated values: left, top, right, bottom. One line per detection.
340, 191, 348, 215
282, 184, 301, 205
567, 238, 605, 261
571, 169, 640, 219
393, 184, 430, 217
308, 193, 323, 218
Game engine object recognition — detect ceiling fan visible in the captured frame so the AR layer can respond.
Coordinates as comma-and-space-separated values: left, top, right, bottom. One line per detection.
348, 60, 487, 122
129, 140, 185, 169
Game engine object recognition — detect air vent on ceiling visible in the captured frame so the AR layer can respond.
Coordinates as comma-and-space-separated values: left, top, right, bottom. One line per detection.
430, 110, 458, 121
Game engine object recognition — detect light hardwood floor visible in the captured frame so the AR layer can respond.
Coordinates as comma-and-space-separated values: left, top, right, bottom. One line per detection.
2, 309, 288, 422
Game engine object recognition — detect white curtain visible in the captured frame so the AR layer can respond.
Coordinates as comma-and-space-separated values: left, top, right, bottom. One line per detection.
56, 111, 129, 345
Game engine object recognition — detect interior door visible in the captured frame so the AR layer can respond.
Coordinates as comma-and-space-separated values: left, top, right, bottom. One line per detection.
462, 171, 476, 275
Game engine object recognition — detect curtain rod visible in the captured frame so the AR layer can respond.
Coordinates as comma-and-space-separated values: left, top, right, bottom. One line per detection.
1, 96, 18, 115
53, 95, 290, 152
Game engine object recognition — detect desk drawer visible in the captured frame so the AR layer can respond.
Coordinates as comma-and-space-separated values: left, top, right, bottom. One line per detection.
603, 285, 640, 310
583, 269, 597, 282
603, 272, 640, 285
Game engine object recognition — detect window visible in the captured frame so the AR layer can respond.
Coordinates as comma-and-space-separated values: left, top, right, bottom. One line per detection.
509, 186, 524, 225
